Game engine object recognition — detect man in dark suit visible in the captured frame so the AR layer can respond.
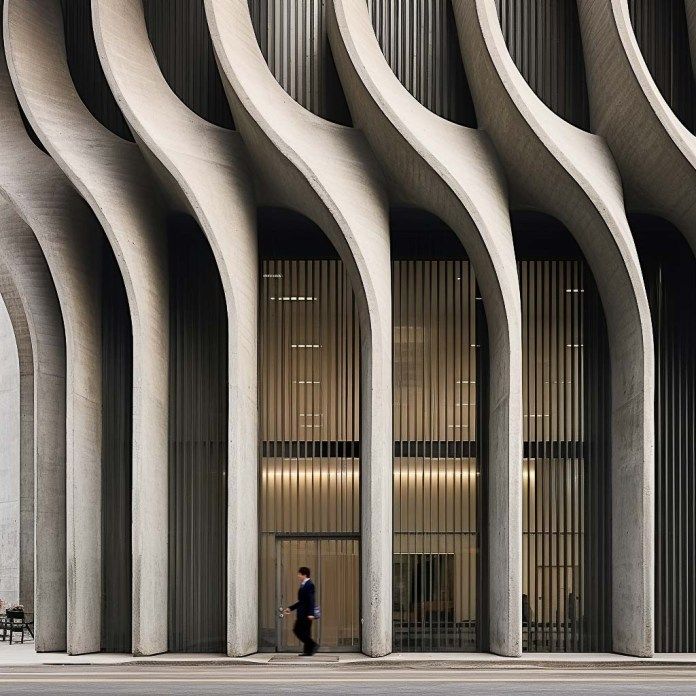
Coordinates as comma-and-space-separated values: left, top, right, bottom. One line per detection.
284, 566, 319, 656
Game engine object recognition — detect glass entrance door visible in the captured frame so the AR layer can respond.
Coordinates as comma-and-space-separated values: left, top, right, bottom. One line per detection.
276, 537, 360, 652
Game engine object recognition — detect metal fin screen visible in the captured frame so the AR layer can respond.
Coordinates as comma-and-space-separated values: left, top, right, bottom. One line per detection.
100, 242, 133, 653
495, 0, 590, 130
636, 224, 696, 652
628, 0, 696, 135
392, 260, 485, 652
168, 224, 228, 653
367, 0, 477, 126
259, 259, 361, 652
520, 259, 611, 652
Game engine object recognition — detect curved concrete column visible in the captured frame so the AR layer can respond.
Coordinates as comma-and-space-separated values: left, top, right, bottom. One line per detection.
577, 0, 696, 252
0, 205, 65, 634
453, 0, 655, 657
4, 0, 169, 655
327, 0, 522, 657
206, 0, 393, 657
0, 263, 24, 612
91, 0, 258, 657
0, 260, 32, 617
0, 49, 102, 653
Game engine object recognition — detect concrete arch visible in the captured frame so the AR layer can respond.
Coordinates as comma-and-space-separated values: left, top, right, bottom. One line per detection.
327, 0, 522, 657
4, 0, 169, 655
577, 0, 696, 253
0, 251, 33, 620
206, 0, 393, 657
452, 0, 654, 657
90, 0, 257, 657
0, 281, 20, 611
0, 205, 66, 648
0, 49, 102, 653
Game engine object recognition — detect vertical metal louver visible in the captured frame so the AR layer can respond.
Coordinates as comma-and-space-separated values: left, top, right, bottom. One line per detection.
367, 0, 477, 126
495, 0, 590, 130
60, 0, 133, 140
259, 259, 361, 652
392, 259, 487, 652
143, 0, 235, 129
248, 0, 352, 125
101, 242, 133, 653
247, 0, 477, 126
635, 220, 696, 652
627, 0, 696, 135
168, 219, 227, 653
520, 259, 611, 652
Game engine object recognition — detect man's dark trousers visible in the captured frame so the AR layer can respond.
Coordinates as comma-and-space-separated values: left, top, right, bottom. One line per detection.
293, 617, 317, 655
289, 578, 318, 654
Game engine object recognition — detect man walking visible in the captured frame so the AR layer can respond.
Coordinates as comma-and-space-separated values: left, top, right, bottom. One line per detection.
284, 566, 319, 656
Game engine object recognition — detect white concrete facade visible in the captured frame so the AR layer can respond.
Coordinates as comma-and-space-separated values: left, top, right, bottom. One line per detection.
0, 0, 693, 661
0, 287, 20, 608
5, 0, 170, 657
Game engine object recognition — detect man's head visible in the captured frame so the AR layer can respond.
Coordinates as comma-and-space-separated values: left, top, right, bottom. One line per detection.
297, 567, 311, 581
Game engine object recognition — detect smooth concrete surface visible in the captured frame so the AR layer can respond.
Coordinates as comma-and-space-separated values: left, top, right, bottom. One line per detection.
4, 0, 170, 655
91, 0, 258, 658
0, 285, 20, 608
206, 0, 394, 657
0, 205, 65, 626
453, 0, 655, 657
578, 0, 696, 253
327, 0, 523, 656
0, 32, 104, 654
0, 257, 32, 616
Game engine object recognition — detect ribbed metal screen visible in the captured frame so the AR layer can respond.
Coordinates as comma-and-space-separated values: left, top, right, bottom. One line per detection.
248, 0, 352, 124
635, 219, 696, 652
143, 0, 235, 129
62, 1, 235, 134
60, 0, 133, 140
495, 0, 590, 130
259, 258, 361, 652
628, 0, 696, 135
392, 259, 486, 652
367, 0, 477, 126
520, 259, 611, 652
100, 241, 133, 653
168, 218, 227, 653
247, 0, 475, 126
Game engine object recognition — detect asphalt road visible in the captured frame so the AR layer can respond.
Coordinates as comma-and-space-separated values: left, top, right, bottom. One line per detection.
1, 665, 696, 695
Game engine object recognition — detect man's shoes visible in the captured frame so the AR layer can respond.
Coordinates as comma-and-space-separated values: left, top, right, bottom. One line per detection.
310, 643, 319, 656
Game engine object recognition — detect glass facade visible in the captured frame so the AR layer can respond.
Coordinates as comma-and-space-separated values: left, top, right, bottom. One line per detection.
520, 258, 611, 652
259, 258, 361, 652
257, 216, 612, 654
392, 259, 485, 651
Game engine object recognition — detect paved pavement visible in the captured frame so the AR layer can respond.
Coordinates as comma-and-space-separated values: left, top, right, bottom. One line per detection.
4, 641, 696, 667
2, 643, 696, 694
1, 664, 696, 695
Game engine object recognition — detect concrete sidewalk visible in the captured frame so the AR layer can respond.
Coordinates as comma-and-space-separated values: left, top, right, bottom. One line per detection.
2, 642, 696, 670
